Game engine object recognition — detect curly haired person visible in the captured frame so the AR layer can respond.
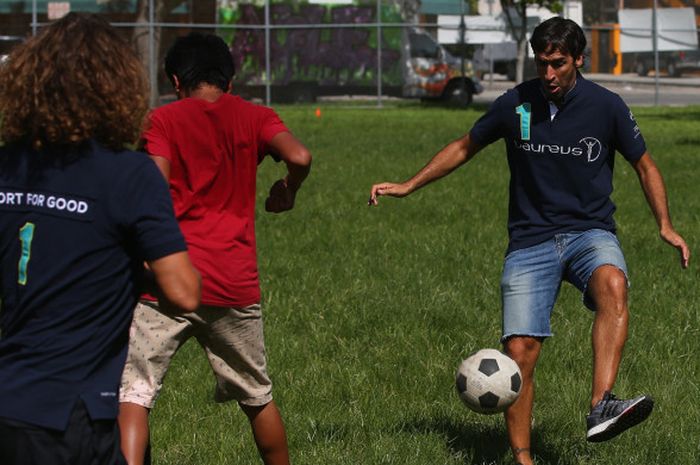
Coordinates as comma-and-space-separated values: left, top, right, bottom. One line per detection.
0, 13, 200, 465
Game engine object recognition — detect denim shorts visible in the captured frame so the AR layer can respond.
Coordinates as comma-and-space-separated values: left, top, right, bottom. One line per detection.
500, 229, 629, 342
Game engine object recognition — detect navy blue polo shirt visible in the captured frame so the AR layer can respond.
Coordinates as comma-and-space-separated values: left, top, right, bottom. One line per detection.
0, 141, 186, 431
470, 74, 646, 253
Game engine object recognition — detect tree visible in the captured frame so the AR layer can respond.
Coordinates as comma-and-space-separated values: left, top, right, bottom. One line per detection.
132, 0, 215, 105
392, 0, 421, 22
499, 0, 562, 82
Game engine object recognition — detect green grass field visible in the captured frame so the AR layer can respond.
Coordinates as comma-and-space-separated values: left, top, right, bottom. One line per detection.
150, 103, 700, 465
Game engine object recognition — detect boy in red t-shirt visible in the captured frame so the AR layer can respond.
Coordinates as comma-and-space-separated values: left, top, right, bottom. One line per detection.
118, 32, 311, 465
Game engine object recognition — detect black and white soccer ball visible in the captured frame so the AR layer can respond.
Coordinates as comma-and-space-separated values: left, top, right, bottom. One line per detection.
455, 348, 522, 414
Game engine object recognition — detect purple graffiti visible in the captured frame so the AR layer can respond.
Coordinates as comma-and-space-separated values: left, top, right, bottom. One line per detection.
230, 4, 400, 86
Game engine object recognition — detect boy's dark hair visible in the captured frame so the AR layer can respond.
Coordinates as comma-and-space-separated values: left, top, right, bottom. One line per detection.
164, 32, 235, 93
530, 17, 587, 60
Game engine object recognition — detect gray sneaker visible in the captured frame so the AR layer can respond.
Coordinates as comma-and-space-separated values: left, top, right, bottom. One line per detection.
586, 391, 654, 442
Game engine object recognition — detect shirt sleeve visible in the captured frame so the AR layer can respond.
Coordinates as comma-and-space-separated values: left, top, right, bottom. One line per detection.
142, 110, 173, 162
119, 156, 186, 261
257, 106, 289, 162
469, 93, 509, 147
612, 95, 646, 162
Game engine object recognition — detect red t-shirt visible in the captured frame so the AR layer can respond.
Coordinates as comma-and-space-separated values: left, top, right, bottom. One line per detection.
142, 93, 288, 306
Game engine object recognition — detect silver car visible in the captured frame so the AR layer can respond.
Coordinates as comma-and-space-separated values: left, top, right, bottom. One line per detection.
634, 49, 700, 77
0, 35, 23, 65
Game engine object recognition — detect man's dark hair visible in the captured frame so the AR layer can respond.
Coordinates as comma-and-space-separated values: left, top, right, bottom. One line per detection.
530, 17, 587, 59
164, 32, 235, 93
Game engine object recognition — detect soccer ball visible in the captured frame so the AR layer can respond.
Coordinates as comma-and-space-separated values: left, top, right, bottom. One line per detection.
455, 348, 522, 414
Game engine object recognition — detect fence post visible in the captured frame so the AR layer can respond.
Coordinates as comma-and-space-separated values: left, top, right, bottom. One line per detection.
376, 0, 383, 107
148, 0, 157, 107
265, 0, 271, 106
652, 0, 659, 106
31, 0, 37, 35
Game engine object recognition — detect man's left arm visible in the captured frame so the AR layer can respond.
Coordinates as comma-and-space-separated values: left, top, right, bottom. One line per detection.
632, 152, 690, 268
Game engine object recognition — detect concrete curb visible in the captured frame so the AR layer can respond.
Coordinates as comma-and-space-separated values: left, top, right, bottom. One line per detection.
578, 73, 700, 88
480, 72, 700, 88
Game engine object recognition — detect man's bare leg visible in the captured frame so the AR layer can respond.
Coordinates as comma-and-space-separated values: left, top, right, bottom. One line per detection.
503, 336, 542, 465
587, 265, 628, 407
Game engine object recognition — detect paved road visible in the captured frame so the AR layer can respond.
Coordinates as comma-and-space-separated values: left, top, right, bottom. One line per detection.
474, 73, 700, 107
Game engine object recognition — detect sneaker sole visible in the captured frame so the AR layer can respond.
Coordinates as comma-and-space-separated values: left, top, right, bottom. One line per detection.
586, 396, 654, 443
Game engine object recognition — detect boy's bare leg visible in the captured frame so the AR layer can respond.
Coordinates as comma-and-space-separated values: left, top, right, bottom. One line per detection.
118, 402, 151, 465
241, 400, 290, 465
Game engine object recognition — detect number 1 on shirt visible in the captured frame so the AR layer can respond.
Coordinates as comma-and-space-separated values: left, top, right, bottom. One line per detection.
515, 103, 532, 141
18, 222, 35, 285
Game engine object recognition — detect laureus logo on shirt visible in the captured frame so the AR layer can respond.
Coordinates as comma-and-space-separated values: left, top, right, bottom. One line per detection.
579, 137, 602, 162
513, 136, 602, 163
629, 110, 642, 139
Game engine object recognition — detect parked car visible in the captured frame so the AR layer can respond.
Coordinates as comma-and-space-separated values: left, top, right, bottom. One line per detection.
0, 35, 23, 65
633, 49, 700, 77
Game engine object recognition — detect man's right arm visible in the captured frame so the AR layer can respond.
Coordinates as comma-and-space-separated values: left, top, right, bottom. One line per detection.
146, 251, 201, 312
369, 133, 482, 205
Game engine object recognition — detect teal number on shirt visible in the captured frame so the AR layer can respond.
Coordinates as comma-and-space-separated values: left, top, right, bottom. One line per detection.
515, 103, 532, 141
18, 222, 35, 285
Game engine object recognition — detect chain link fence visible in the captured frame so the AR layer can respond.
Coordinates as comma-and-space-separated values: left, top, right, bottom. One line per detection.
2, 1, 699, 107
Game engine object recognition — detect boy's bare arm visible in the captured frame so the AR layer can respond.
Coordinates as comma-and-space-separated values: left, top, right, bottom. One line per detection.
265, 132, 312, 213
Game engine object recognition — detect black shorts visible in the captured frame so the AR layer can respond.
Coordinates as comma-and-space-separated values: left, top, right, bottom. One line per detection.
0, 400, 126, 465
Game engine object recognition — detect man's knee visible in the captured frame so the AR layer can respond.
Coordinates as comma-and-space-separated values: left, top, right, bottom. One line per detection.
589, 265, 628, 312
504, 336, 542, 376
592, 265, 627, 291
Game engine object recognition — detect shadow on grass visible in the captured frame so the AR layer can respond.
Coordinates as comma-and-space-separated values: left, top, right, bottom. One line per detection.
416, 99, 491, 113
673, 137, 700, 146
396, 415, 583, 465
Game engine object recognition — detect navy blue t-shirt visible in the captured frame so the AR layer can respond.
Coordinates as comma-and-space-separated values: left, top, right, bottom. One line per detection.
469, 74, 646, 253
0, 141, 186, 431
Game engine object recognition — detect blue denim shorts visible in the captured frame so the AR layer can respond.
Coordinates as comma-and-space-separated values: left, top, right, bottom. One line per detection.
500, 229, 629, 342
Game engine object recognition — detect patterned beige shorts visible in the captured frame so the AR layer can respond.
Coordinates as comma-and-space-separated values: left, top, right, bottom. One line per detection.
119, 300, 273, 408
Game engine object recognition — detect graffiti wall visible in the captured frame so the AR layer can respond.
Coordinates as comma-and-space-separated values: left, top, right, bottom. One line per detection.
220, 3, 404, 87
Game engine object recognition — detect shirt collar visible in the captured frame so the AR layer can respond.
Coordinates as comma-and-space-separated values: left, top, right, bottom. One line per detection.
540, 71, 584, 107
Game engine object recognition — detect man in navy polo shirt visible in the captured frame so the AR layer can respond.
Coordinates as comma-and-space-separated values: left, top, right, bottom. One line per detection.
0, 13, 200, 465
369, 17, 689, 465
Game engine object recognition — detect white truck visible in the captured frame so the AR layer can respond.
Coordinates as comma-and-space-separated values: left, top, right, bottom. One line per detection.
221, 3, 482, 105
